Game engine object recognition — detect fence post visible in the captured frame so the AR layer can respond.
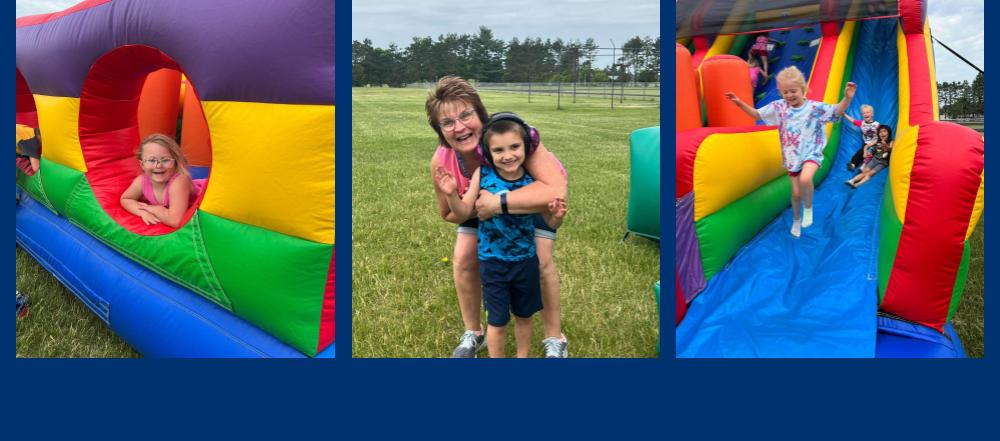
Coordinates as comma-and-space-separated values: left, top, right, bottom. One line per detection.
557, 79, 561, 110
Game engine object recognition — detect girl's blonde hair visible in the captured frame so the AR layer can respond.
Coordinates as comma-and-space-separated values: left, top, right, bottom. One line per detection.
775, 66, 808, 91
860, 104, 874, 113
137, 133, 190, 177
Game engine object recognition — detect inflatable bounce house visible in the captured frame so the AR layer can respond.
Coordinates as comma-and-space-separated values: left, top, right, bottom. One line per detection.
15, 0, 335, 357
675, 0, 983, 357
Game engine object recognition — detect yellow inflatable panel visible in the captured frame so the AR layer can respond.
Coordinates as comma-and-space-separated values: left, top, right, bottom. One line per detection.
693, 130, 784, 222
888, 125, 920, 224
199, 101, 334, 244
897, 26, 911, 130
966, 172, 984, 240
33, 95, 85, 172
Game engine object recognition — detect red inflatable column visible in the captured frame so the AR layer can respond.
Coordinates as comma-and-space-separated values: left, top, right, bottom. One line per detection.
701, 55, 755, 127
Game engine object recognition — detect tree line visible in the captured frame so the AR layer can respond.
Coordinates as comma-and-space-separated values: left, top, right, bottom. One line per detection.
352, 26, 660, 87
938, 72, 983, 119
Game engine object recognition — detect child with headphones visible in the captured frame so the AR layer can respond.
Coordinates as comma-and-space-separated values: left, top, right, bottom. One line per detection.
434, 112, 566, 357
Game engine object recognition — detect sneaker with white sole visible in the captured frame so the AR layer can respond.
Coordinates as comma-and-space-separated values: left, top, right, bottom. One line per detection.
541, 335, 569, 358
451, 330, 485, 358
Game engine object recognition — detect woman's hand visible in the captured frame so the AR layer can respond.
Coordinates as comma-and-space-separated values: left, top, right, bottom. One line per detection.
434, 166, 458, 196
475, 190, 501, 220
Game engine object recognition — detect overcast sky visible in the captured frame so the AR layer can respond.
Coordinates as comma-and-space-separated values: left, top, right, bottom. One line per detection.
926, 0, 984, 84
16, 0, 980, 83
352, 0, 661, 68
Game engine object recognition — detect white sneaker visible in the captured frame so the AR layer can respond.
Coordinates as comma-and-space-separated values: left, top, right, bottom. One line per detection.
542, 335, 569, 358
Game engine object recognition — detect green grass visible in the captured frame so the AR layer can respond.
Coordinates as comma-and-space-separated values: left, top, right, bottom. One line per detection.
954, 221, 984, 358
16, 246, 139, 358
351, 88, 661, 358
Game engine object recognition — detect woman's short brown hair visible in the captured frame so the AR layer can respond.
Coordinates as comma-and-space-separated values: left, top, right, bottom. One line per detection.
425, 76, 490, 148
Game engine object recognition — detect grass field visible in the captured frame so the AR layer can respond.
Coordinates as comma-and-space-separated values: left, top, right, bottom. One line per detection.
351, 87, 661, 358
16, 246, 139, 358
954, 221, 985, 358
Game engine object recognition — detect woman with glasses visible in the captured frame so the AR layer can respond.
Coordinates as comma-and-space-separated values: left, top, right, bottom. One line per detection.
427, 76, 570, 358
120, 133, 203, 228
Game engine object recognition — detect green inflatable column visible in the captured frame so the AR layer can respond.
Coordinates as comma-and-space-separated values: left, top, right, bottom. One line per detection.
626, 126, 660, 240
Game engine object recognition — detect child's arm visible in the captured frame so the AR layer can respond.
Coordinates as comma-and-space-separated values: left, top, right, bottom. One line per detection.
843, 114, 856, 124
541, 197, 567, 230
724, 92, 761, 120
834, 82, 857, 116
435, 166, 479, 222
477, 144, 567, 218
139, 176, 193, 228
431, 160, 476, 224
120, 176, 160, 225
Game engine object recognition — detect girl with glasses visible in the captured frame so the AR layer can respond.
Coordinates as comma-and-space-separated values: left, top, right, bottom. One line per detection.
120, 133, 203, 227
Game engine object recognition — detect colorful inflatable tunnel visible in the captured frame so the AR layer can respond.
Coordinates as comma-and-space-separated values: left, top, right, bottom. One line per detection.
15, 0, 335, 357
674, 0, 982, 357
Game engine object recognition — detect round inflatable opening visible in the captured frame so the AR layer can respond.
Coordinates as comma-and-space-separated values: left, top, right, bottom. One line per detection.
78, 45, 211, 235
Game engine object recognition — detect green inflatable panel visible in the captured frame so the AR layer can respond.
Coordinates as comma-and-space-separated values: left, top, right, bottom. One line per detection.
57, 174, 230, 309
696, 173, 789, 280
626, 126, 660, 240
39, 158, 87, 215
199, 211, 332, 356
16, 162, 53, 212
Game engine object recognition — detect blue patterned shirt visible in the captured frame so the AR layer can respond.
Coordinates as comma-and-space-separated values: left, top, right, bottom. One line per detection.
477, 166, 536, 262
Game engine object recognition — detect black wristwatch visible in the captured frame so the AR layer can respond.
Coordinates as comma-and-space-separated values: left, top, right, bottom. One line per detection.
500, 193, 509, 214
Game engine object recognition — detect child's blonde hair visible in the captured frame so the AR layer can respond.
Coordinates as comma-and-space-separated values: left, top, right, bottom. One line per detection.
860, 104, 874, 113
137, 133, 190, 177
775, 66, 808, 91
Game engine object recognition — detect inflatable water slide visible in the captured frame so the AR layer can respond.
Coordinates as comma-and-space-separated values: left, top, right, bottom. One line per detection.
16, 0, 335, 357
675, 0, 984, 357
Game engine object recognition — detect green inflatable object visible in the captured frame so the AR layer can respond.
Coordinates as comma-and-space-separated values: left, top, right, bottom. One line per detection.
626, 126, 660, 240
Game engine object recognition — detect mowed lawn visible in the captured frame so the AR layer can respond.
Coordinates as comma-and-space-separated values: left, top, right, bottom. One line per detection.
16, 246, 139, 358
352, 87, 661, 358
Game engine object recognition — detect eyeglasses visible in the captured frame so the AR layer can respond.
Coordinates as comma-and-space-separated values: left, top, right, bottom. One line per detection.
141, 158, 176, 167
440, 110, 476, 132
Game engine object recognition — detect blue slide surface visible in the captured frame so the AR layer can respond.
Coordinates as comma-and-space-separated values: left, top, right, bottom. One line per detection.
678, 19, 900, 357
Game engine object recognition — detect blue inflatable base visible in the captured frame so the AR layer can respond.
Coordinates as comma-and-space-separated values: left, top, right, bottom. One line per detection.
16, 188, 334, 358
875, 316, 965, 358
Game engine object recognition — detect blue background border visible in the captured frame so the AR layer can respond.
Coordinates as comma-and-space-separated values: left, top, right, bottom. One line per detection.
5, 0, 997, 435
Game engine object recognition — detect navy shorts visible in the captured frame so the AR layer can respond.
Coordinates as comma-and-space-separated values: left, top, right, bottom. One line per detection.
480, 255, 542, 327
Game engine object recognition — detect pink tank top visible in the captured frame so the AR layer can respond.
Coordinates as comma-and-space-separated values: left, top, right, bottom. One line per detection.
141, 174, 205, 207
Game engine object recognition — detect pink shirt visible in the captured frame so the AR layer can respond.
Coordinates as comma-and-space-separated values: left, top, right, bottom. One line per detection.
749, 66, 764, 88
141, 174, 205, 207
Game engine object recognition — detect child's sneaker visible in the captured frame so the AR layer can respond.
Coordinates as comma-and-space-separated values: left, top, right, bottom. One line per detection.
16, 290, 28, 318
542, 335, 569, 358
451, 329, 485, 358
